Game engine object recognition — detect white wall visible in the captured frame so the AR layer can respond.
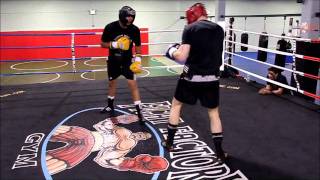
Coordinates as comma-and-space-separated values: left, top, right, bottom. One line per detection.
1, 0, 302, 54
225, 0, 302, 51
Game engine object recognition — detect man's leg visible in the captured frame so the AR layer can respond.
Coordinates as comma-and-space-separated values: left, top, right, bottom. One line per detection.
127, 79, 144, 124
208, 107, 226, 162
162, 97, 183, 151
100, 80, 117, 115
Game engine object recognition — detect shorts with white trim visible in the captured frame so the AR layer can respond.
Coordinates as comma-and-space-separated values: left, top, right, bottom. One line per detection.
174, 78, 219, 108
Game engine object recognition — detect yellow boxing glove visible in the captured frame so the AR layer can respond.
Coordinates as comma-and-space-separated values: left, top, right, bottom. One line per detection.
130, 55, 142, 74
110, 36, 130, 50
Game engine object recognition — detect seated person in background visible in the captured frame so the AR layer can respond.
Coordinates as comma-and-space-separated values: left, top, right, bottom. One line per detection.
259, 67, 288, 95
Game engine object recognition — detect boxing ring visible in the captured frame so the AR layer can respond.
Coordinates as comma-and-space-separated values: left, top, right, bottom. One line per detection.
0, 29, 184, 85
1, 21, 320, 180
224, 29, 320, 99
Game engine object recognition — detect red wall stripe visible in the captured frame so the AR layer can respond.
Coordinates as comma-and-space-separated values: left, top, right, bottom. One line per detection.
0, 28, 149, 61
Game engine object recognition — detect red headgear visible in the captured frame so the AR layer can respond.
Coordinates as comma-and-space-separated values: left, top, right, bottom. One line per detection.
186, 3, 207, 24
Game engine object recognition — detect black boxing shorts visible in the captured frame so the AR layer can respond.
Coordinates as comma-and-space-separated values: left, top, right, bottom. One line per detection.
174, 78, 219, 108
107, 56, 135, 81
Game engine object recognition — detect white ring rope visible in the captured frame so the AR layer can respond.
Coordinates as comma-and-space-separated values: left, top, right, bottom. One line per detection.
85, 42, 179, 48
225, 39, 303, 58
74, 54, 165, 60
87, 64, 183, 72
143, 64, 183, 69
142, 41, 180, 45
142, 29, 183, 33
225, 61, 319, 99
142, 54, 165, 57
224, 51, 319, 80
90, 68, 107, 72
227, 28, 319, 43
93, 29, 183, 35
224, 62, 298, 92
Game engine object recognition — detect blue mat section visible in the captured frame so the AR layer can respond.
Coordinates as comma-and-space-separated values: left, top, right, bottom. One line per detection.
231, 52, 292, 85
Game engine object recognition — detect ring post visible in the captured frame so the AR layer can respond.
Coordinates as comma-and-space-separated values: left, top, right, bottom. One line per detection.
71, 33, 76, 73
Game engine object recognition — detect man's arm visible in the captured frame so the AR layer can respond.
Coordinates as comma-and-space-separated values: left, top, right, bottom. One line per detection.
272, 88, 284, 95
258, 84, 272, 95
100, 23, 130, 50
265, 84, 272, 91
101, 25, 112, 49
272, 75, 287, 95
101, 37, 130, 50
93, 118, 114, 133
135, 46, 141, 54
101, 42, 112, 49
172, 44, 190, 62
94, 149, 129, 168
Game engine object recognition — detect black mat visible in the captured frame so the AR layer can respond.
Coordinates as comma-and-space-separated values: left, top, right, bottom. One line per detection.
1, 76, 319, 180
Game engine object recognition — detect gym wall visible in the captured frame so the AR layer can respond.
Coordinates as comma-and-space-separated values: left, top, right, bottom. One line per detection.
0, 0, 302, 55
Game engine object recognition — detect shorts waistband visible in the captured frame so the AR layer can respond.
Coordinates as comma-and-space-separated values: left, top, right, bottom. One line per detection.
183, 75, 219, 82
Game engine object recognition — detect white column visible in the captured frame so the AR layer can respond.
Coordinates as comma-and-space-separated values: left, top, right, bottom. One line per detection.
300, 0, 319, 39
215, 0, 226, 72
215, 0, 225, 22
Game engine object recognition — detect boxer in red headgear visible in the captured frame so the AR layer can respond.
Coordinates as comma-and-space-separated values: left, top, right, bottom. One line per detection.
186, 3, 208, 24
164, 3, 227, 163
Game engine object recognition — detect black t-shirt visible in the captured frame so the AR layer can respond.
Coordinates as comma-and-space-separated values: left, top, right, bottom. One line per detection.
267, 73, 288, 91
182, 20, 224, 76
101, 21, 141, 59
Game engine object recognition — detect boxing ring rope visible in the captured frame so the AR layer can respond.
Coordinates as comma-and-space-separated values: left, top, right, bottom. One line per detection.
227, 28, 320, 43
224, 30, 320, 100
0, 29, 181, 77
225, 27, 320, 91
1, 28, 317, 62
1, 28, 319, 100
0, 42, 179, 50
225, 39, 320, 62
0, 54, 166, 62
0, 29, 183, 37
0, 64, 182, 76
223, 62, 320, 100
225, 51, 320, 80
225, 24, 320, 100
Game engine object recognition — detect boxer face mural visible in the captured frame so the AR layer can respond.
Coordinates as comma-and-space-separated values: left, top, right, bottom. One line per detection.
12, 101, 246, 180
45, 114, 168, 175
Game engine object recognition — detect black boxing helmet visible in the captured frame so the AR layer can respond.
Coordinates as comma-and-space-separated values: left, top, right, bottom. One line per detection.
119, 6, 136, 26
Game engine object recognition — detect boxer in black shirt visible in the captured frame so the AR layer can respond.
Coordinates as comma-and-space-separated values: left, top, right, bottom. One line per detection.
163, 3, 227, 163
100, 6, 144, 125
